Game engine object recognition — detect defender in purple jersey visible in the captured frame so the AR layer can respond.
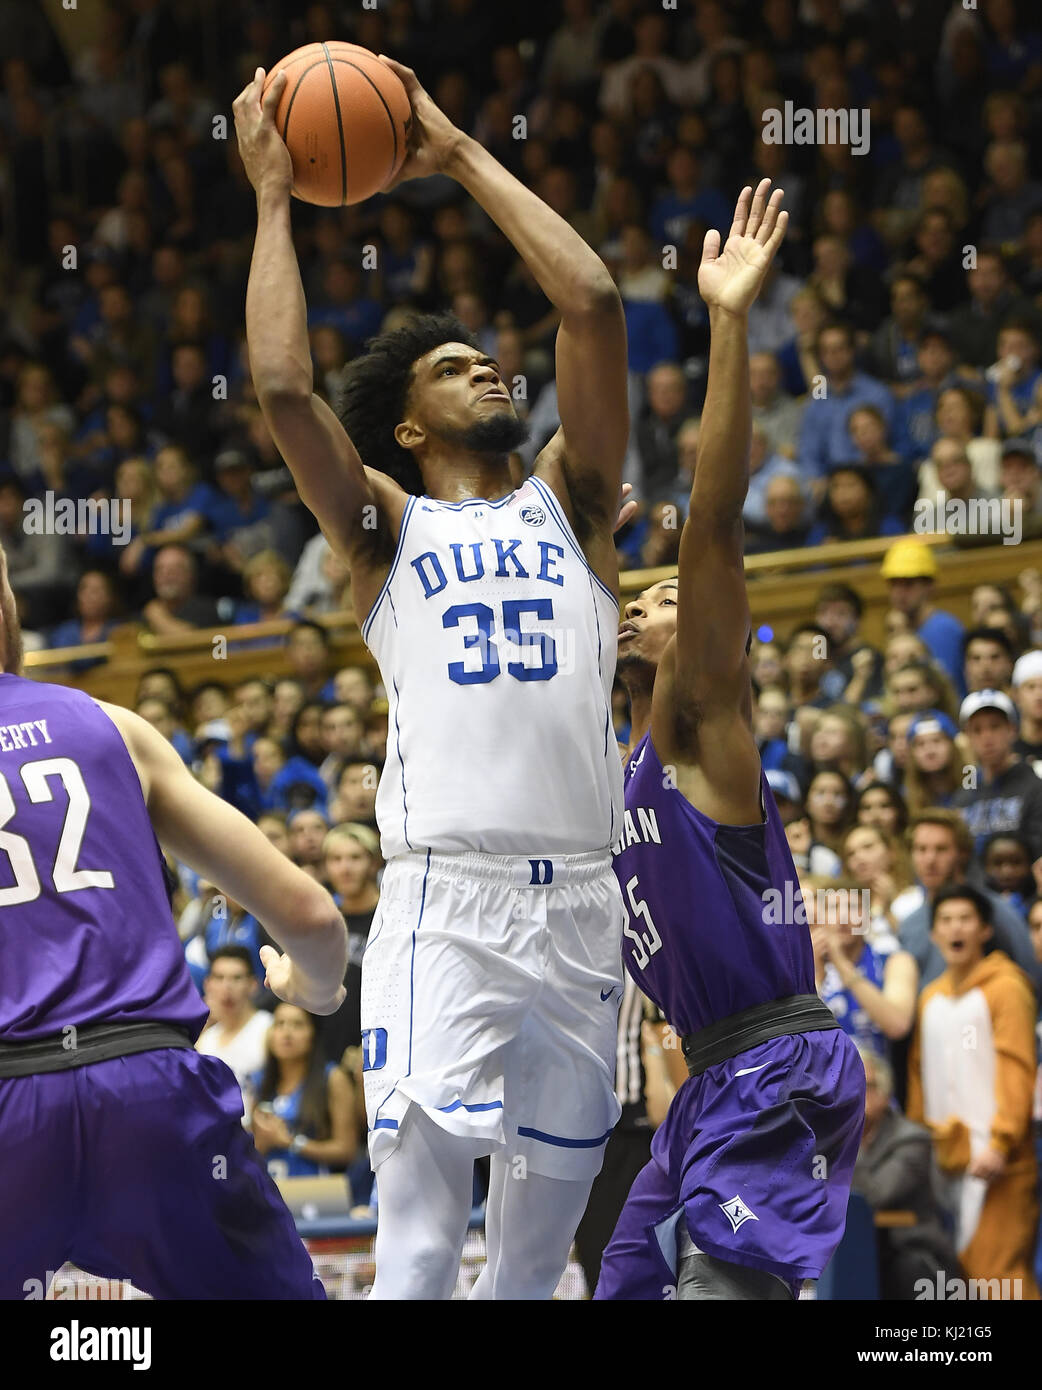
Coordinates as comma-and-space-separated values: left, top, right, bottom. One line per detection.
595, 182, 866, 1302
0, 548, 348, 1299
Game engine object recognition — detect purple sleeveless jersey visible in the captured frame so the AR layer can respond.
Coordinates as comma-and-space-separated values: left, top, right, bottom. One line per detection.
0, 674, 206, 1042
595, 733, 866, 1299
611, 732, 817, 1032
0, 676, 323, 1297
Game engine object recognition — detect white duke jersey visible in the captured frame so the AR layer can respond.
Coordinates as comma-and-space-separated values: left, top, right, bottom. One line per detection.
362, 475, 623, 858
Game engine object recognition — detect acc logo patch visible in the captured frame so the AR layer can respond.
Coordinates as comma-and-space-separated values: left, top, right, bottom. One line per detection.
520, 505, 546, 526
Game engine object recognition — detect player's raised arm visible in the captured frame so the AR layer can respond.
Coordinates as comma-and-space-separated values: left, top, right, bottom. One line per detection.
99, 700, 348, 1015
378, 57, 629, 548
654, 181, 788, 819
234, 69, 388, 569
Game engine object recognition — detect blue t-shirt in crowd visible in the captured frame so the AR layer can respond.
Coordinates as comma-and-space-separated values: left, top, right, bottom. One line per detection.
204, 909, 266, 981
797, 373, 897, 477
917, 609, 966, 694
649, 188, 731, 246
821, 934, 900, 1058
47, 619, 118, 671
150, 483, 225, 536
622, 299, 679, 374
208, 492, 271, 541
250, 1061, 337, 1178
309, 299, 383, 351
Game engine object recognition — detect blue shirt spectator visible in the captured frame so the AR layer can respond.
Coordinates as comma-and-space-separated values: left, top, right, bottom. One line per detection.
649, 148, 731, 246
307, 259, 383, 351
798, 326, 897, 477
743, 440, 803, 529
622, 299, 679, 375
48, 616, 118, 672
150, 482, 224, 534
880, 540, 967, 693
204, 904, 266, 982
249, 1060, 339, 1177
918, 611, 967, 693
821, 932, 901, 1059
210, 491, 270, 543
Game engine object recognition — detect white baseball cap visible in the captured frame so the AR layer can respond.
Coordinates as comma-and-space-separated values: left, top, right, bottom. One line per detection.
1012, 650, 1042, 687
959, 689, 1018, 726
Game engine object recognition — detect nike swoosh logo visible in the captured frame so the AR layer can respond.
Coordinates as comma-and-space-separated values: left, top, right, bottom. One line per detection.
600, 988, 616, 1001
734, 1062, 770, 1077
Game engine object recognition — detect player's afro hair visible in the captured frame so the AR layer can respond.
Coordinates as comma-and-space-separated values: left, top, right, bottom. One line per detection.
337, 312, 480, 495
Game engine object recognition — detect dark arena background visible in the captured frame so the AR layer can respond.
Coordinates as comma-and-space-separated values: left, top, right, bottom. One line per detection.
2, 0, 1042, 1348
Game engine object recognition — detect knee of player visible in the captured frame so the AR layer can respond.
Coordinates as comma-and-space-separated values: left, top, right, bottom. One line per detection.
410, 1231, 465, 1280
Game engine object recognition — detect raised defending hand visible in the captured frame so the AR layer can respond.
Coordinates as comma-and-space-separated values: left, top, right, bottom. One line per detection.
698, 178, 788, 318
232, 68, 292, 197
375, 55, 462, 185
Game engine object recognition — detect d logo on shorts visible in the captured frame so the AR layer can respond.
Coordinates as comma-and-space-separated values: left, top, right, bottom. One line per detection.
361, 1028, 388, 1071
528, 859, 554, 885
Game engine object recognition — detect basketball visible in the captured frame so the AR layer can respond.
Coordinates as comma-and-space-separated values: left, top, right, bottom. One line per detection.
262, 42, 412, 207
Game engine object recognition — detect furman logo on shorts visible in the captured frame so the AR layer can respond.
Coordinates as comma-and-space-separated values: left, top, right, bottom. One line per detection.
719, 1195, 759, 1233
361, 1028, 388, 1071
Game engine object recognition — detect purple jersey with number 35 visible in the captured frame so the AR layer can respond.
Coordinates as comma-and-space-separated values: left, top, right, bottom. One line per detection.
596, 732, 865, 1297
611, 732, 814, 1028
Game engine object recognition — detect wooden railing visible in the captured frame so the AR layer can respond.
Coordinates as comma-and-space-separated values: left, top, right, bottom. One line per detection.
25, 532, 1038, 707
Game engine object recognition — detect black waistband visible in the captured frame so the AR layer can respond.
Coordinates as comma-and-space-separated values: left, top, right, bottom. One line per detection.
0, 1021, 194, 1078
681, 994, 839, 1078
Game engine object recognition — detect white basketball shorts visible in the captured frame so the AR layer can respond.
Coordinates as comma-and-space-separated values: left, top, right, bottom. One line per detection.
360, 848, 626, 1182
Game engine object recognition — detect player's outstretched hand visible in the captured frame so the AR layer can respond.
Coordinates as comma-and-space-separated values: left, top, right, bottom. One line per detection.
259, 944, 346, 1016
232, 67, 293, 198
697, 178, 788, 318
375, 55, 463, 184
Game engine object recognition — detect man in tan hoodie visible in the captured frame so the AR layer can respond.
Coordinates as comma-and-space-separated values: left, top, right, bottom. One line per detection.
907, 883, 1039, 1298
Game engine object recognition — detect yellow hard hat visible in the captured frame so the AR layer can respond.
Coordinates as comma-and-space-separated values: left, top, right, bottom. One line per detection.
880, 539, 937, 580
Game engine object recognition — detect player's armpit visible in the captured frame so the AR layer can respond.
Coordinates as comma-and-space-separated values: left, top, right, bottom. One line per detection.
533, 429, 622, 595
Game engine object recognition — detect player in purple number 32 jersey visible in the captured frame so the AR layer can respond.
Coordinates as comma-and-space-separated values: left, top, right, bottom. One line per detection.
595, 181, 866, 1301
0, 547, 348, 1298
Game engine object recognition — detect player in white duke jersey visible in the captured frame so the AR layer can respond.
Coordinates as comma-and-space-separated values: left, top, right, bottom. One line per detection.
234, 59, 630, 1299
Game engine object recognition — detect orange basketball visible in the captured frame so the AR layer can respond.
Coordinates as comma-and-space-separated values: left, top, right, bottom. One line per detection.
263, 42, 412, 207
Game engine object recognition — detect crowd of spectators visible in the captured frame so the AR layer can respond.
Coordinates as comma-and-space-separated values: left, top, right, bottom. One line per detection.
7, 0, 1042, 1297
727, 557, 1042, 1299
4, 0, 1042, 636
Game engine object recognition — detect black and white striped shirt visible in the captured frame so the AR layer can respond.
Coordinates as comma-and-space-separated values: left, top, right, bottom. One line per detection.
614, 974, 650, 1127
